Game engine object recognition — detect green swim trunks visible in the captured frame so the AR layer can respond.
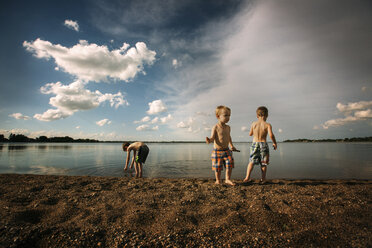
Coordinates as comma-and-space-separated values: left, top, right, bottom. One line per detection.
135, 145, 149, 163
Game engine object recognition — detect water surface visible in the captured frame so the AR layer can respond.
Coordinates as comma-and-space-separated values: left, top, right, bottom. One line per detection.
0, 142, 371, 179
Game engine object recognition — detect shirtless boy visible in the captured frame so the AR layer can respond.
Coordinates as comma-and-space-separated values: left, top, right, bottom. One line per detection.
244, 106, 277, 183
206, 105, 239, 185
123, 142, 149, 178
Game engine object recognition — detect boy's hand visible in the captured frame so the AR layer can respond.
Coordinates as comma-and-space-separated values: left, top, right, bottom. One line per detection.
231, 147, 240, 152
273, 143, 277, 150
206, 137, 211, 144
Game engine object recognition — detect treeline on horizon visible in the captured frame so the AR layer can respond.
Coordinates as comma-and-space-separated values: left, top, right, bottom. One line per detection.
0, 134, 99, 143
1, 133, 372, 143
283, 137, 372, 142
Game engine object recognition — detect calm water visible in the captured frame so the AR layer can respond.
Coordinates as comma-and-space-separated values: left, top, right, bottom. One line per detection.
0, 142, 371, 179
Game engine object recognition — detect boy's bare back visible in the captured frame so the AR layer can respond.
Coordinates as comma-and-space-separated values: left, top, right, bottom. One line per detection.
127, 141, 144, 151
250, 120, 271, 142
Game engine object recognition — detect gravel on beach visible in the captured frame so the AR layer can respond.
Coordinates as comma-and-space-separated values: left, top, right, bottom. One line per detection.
0, 174, 371, 247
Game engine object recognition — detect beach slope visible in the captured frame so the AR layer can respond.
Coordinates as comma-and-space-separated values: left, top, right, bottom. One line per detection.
0, 174, 370, 247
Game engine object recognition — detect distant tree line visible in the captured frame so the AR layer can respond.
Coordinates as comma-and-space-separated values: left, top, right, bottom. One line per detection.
283, 137, 372, 142
0, 134, 99, 143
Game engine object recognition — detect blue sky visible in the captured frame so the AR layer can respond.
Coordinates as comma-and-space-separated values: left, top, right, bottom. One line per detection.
1, 0, 371, 141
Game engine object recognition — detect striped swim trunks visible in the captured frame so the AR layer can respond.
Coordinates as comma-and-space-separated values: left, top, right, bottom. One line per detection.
211, 148, 234, 171
249, 142, 269, 166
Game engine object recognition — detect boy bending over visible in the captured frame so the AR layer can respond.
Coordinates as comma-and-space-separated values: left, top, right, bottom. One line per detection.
123, 142, 149, 178
206, 105, 239, 185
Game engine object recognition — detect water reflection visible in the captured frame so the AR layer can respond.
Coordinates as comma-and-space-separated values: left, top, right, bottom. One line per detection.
8, 145, 28, 150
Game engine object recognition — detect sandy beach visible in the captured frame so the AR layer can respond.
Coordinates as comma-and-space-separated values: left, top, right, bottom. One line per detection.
0, 174, 370, 247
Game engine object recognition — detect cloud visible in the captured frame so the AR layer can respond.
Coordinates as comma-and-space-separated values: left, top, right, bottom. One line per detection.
172, 59, 181, 69
278, 128, 283, 133
151, 117, 159, 124
241, 126, 248, 132
136, 124, 159, 131
160, 114, 173, 123
134, 116, 151, 124
177, 121, 189, 129
147, 99, 167, 115
319, 101, 372, 129
96, 119, 112, 126
64, 20, 79, 32
23, 39, 156, 82
34, 80, 128, 121
9, 113, 31, 120
336, 101, 372, 114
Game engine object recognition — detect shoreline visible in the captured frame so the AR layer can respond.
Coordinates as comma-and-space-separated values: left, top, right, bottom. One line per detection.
0, 174, 371, 247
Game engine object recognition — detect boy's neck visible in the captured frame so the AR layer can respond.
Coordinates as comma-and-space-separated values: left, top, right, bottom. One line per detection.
218, 121, 227, 127
257, 116, 267, 122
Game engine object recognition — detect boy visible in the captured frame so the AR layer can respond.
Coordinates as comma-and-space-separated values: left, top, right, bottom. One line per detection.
244, 106, 277, 184
123, 142, 149, 178
206, 105, 239, 185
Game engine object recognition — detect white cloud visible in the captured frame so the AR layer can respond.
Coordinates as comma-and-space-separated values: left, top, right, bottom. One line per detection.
160, 114, 173, 123
151, 117, 159, 124
354, 109, 372, 118
23, 38, 156, 82
136, 124, 158, 131
76, 126, 80, 129
177, 121, 189, 129
320, 101, 372, 129
336, 101, 372, 114
96, 119, 112, 126
278, 128, 283, 133
34, 80, 128, 121
147, 99, 167, 115
64, 20, 79, 32
241, 126, 248, 132
134, 116, 150, 123
9, 113, 31, 120
172, 59, 181, 69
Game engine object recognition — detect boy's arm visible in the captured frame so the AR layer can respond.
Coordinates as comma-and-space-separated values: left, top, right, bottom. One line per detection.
229, 134, 239, 152
249, 123, 254, 136
130, 150, 136, 168
206, 125, 216, 144
124, 149, 131, 170
268, 124, 277, 150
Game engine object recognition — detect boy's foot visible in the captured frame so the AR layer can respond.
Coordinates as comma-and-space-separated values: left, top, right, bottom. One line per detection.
225, 180, 236, 186
259, 179, 267, 185
215, 181, 222, 185
124, 167, 128, 171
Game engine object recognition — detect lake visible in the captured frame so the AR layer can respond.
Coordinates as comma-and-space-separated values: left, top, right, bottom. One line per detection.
0, 142, 371, 179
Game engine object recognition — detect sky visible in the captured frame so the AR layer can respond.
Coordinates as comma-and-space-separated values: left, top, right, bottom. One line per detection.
0, 0, 371, 141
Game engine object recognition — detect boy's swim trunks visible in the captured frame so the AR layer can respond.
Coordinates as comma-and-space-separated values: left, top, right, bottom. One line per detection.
211, 148, 234, 171
136, 145, 149, 163
249, 142, 269, 166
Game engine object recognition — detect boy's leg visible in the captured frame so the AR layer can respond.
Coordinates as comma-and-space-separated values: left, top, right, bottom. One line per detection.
225, 168, 236, 186
215, 170, 222, 184
260, 165, 267, 182
244, 162, 254, 182
134, 162, 139, 178
138, 162, 143, 178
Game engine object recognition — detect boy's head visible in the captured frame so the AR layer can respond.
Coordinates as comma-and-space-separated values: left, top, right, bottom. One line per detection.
215, 105, 231, 123
122, 142, 130, 151
256, 106, 268, 119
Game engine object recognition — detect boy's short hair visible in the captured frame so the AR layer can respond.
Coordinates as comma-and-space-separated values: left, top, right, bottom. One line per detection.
122, 142, 130, 151
256, 106, 268, 117
215, 105, 231, 116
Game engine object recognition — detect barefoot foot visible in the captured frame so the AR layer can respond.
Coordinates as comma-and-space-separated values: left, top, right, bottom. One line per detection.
225, 180, 236, 186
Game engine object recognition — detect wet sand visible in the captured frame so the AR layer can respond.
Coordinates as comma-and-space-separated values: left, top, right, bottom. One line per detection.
0, 174, 371, 247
